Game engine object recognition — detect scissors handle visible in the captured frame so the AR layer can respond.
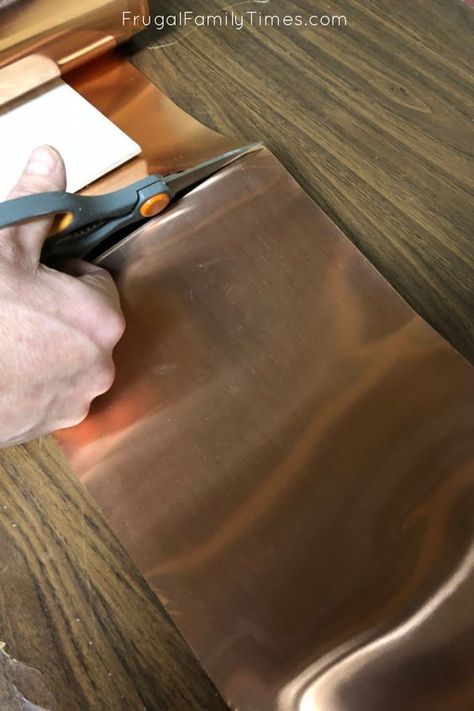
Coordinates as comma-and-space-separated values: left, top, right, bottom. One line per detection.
0, 176, 171, 260
0, 188, 131, 232
0, 144, 261, 262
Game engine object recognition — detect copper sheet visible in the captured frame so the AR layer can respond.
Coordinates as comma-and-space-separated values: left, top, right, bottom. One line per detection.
56, 143, 474, 709
0, 0, 147, 72
66, 55, 238, 192
0, 54, 60, 107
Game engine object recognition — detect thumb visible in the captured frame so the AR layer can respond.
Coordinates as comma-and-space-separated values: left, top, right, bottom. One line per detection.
8, 145, 66, 262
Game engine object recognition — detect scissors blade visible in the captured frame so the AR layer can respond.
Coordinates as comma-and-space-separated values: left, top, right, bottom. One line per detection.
164, 142, 263, 196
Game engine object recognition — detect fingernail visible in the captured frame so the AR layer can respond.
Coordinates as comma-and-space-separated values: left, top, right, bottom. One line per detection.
25, 146, 59, 176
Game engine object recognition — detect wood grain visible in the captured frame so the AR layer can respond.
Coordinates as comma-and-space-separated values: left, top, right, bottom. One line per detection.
0, 439, 227, 709
0, 1, 472, 708
131, 0, 474, 361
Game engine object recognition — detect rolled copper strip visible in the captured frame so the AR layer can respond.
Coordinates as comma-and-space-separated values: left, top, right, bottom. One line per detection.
0, 54, 59, 107
0, 0, 147, 71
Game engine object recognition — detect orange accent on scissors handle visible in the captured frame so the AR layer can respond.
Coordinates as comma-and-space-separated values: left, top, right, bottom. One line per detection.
48, 211, 74, 236
140, 192, 171, 218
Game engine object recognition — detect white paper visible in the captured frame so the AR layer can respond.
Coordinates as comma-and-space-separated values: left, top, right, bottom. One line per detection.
0, 80, 140, 199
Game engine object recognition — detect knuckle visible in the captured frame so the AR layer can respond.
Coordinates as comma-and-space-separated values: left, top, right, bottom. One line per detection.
98, 269, 116, 290
63, 403, 91, 429
90, 358, 116, 395
101, 308, 126, 346
75, 283, 125, 346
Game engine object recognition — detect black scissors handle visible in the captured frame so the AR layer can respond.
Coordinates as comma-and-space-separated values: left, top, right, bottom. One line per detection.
0, 175, 171, 260
0, 143, 262, 262
0, 189, 132, 231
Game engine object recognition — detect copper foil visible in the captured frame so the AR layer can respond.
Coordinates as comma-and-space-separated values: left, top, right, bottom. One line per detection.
0, 0, 147, 72
66, 55, 238, 192
56, 142, 474, 709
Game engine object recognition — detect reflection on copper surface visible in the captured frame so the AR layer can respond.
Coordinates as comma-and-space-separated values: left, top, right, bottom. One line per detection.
280, 520, 474, 710
66, 55, 238, 192
0, 54, 59, 107
56, 147, 474, 710
0, 0, 147, 71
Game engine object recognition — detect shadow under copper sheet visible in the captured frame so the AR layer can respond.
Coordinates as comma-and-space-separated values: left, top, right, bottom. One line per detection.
56, 149, 474, 710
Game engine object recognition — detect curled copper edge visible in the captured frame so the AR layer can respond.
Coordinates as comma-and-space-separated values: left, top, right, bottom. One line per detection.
0, 0, 147, 71
54, 82, 474, 709
0, 54, 60, 107
66, 55, 239, 192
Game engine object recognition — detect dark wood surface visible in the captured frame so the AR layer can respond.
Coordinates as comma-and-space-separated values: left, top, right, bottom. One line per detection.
0, 440, 227, 710
0, 1, 472, 709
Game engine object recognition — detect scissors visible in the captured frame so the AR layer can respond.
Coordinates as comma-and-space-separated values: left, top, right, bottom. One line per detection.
0, 143, 261, 262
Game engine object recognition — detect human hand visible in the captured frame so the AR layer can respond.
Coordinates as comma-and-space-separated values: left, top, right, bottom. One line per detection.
0, 146, 125, 447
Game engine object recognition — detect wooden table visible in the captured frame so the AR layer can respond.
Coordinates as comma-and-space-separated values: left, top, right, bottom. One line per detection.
0, 1, 472, 708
